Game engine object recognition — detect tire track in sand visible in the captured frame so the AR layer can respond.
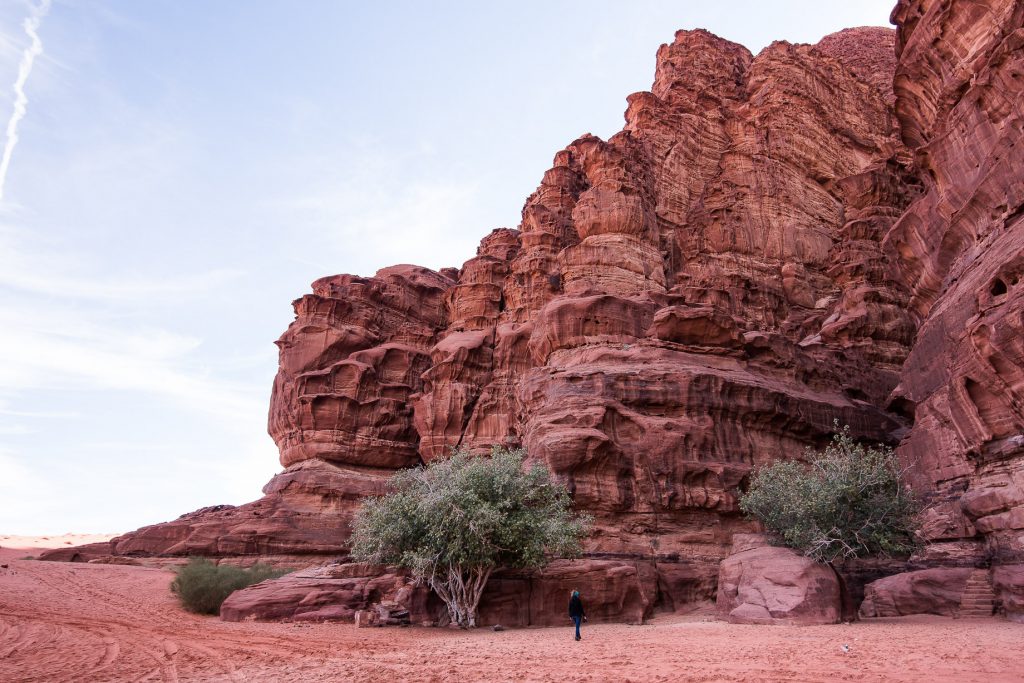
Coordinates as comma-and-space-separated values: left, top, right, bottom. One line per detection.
4, 556, 1024, 682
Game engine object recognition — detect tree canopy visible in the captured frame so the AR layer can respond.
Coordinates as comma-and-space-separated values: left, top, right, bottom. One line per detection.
739, 425, 920, 563
349, 446, 590, 627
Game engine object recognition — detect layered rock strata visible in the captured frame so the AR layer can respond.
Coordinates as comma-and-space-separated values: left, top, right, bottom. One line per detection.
222, 558, 656, 627
874, 0, 1024, 621
47, 0, 1024, 624
76, 25, 913, 622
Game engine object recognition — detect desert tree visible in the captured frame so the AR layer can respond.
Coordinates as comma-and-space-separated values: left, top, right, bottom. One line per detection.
349, 446, 591, 627
739, 423, 920, 563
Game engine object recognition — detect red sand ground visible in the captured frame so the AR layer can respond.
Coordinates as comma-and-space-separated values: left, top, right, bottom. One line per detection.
1, 547, 1021, 682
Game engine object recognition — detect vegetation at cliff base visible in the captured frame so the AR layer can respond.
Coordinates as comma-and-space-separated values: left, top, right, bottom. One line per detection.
739, 424, 920, 563
350, 446, 591, 628
171, 558, 289, 615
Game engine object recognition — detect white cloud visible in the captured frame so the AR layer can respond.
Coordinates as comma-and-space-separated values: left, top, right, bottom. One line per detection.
292, 178, 481, 272
0, 446, 43, 491
0, 424, 32, 435
0, 0, 51, 202
0, 259, 278, 533
0, 217, 260, 421
0, 306, 265, 420
265, 142, 486, 276
0, 405, 80, 418
0, 256, 242, 301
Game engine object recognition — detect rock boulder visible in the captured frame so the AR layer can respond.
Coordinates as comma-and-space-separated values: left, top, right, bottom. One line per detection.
858, 568, 973, 618
716, 537, 841, 625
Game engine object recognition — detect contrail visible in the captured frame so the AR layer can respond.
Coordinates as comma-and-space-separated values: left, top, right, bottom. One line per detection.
0, 0, 52, 203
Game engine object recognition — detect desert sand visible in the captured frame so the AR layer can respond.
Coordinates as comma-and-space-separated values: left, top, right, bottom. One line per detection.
0, 534, 118, 556
0, 552, 1020, 682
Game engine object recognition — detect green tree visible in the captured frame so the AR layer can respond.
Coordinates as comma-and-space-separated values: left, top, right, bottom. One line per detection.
739, 424, 920, 563
349, 446, 591, 627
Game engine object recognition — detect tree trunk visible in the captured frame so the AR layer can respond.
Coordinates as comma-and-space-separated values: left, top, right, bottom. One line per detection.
430, 564, 493, 628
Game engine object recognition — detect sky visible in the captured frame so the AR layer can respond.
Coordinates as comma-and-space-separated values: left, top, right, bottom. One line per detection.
0, 0, 897, 535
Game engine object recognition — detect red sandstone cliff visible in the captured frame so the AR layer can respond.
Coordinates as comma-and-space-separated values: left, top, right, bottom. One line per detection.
884, 0, 1024, 620
53, 1, 1024, 624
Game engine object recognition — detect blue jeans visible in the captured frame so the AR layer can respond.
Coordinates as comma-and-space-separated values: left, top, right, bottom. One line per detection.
571, 615, 582, 639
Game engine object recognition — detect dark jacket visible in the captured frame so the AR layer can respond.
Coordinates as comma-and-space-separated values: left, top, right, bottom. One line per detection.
568, 594, 585, 618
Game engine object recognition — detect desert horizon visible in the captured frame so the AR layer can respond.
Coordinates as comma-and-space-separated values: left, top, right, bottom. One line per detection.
0, 534, 118, 553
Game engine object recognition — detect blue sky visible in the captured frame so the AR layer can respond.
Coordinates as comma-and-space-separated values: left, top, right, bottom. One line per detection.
0, 0, 896, 534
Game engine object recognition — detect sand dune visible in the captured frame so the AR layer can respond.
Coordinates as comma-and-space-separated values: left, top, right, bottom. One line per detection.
0, 555, 1021, 682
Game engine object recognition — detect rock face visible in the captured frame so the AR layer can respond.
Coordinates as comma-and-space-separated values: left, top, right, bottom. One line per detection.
716, 535, 841, 625
53, 0, 1024, 624
223, 558, 655, 627
220, 563, 423, 624
478, 559, 657, 626
992, 565, 1024, 622
67, 463, 388, 560
261, 32, 913, 587
90, 24, 914, 620
883, 0, 1024, 621
858, 568, 974, 617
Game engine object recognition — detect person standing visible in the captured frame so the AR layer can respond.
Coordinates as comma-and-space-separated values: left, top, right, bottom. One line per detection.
568, 589, 586, 641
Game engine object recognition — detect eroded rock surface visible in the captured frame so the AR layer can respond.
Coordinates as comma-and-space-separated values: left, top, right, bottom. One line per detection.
222, 558, 661, 627
859, 568, 973, 618
716, 535, 841, 625
884, 0, 1024, 621
55, 0, 1024, 624
90, 26, 911, 621
220, 563, 422, 624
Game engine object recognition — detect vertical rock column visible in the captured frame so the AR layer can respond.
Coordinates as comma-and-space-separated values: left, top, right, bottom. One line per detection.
885, 0, 1024, 617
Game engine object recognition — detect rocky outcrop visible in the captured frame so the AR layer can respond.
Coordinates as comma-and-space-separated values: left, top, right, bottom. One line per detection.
883, 0, 1024, 620
222, 558, 660, 626
716, 535, 841, 625
220, 563, 422, 623
858, 568, 974, 617
92, 26, 912, 619
992, 565, 1024, 622
479, 559, 658, 626
51, 0, 1024, 624
73, 462, 389, 561
36, 542, 114, 563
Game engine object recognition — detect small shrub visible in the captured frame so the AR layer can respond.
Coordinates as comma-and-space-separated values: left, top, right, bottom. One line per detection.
170, 558, 289, 615
739, 423, 920, 563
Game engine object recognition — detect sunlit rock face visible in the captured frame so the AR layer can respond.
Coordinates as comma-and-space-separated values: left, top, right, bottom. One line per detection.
147, 25, 909, 613
86, 1, 1024, 623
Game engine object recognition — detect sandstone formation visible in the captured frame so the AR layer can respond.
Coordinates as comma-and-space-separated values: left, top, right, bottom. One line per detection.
36, 542, 115, 563
220, 563, 422, 624
716, 535, 841, 625
280, 31, 914, 579
41, 463, 388, 563
46, 0, 1024, 625
223, 558, 655, 627
882, 0, 1024, 621
62, 24, 913, 621
858, 568, 973, 617
992, 565, 1024, 622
